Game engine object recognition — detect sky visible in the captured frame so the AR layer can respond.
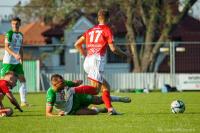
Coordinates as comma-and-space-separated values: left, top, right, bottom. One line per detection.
0, 0, 200, 19
0, 0, 29, 17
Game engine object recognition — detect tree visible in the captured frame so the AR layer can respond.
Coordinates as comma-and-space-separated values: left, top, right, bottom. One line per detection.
122, 0, 197, 72
14, 0, 197, 72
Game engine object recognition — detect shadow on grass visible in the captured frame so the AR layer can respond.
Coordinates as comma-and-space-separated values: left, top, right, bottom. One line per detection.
135, 112, 171, 115
13, 114, 44, 117
135, 112, 200, 115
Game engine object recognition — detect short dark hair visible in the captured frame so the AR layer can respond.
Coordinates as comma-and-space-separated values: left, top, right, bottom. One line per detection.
51, 74, 63, 81
98, 8, 109, 20
11, 17, 21, 23
5, 71, 17, 77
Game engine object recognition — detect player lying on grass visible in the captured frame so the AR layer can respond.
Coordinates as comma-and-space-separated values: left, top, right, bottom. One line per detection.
0, 71, 23, 117
46, 74, 131, 116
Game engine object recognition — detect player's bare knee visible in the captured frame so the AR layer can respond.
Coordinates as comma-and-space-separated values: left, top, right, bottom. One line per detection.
18, 76, 26, 82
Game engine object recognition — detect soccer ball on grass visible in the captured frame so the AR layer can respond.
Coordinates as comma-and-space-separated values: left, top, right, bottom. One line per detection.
170, 100, 185, 113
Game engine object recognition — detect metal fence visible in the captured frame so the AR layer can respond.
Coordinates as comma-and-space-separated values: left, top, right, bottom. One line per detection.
1, 41, 199, 92
0, 60, 40, 92
41, 72, 200, 91
40, 41, 200, 92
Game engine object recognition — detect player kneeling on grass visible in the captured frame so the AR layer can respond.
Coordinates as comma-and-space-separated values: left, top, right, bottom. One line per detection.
0, 71, 23, 117
46, 74, 131, 116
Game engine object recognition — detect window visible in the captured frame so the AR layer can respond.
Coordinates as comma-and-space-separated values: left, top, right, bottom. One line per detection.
59, 49, 65, 65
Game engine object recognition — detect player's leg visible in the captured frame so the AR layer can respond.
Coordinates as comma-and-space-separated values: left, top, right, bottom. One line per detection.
0, 93, 4, 108
69, 94, 97, 115
75, 108, 98, 115
78, 56, 101, 95
72, 85, 98, 95
0, 64, 14, 78
110, 96, 131, 103
75, 94, 107, 115
85, 55, 116, 114
91, 95, 131, 104
100, 79, 119, 115
15, 64, 28, 106
90, 95, 107, 113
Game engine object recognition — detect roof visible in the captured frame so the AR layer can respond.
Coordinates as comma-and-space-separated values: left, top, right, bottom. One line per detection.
43, 8, 127, 37
0, 34, 4, 46
20, 22, 51, 45
0, 22, 51, 46
172, 15, 200, 41
42, 21, 69, 37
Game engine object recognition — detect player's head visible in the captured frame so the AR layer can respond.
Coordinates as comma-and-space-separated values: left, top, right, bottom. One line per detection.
11, 17, 21, 31
97, 8, 110, 23
0, 107, 13, 117
51, 74, 65, 91
4, 71, 17, 88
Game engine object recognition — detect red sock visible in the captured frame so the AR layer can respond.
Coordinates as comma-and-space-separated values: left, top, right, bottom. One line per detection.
74, 85, 98, 95
102, 90, 112, 109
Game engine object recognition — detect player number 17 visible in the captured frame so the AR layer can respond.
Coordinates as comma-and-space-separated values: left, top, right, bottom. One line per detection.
89, 30, 102, 43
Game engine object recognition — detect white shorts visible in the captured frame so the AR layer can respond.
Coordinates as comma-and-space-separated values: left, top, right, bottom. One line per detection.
83, 54, 105, 83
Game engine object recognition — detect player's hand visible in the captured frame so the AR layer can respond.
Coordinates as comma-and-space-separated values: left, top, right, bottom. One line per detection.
58, 111, 65, 116
13, 54, 21, 61
125, 52, 133, 58
73, 80, 83, 86
54, 81, 65, 90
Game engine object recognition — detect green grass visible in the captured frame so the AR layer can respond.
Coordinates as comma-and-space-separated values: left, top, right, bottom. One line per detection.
0, 92, 200, 133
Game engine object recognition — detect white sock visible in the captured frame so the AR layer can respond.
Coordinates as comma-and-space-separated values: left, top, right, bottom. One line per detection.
110, 96, 120, 102
19, 82, 27, 103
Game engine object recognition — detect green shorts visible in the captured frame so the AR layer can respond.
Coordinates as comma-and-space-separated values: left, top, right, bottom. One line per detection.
0, 63, 24, 77
69, 94, 94, 115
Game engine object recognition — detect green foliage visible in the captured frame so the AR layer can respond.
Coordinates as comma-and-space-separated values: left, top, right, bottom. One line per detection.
1, 92, 200, 133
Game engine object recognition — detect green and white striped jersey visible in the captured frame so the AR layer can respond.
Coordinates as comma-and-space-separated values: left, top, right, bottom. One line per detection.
3, 30, 23, 64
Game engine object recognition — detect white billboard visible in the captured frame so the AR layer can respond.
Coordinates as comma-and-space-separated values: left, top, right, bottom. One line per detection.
178, 74, 200, 90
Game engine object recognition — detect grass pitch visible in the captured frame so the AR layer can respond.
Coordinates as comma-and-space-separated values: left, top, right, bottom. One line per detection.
0, 92, 200, 133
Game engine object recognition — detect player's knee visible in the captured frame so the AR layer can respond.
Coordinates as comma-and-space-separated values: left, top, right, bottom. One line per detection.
18, 75, 26, 82
91, 84, 101, 93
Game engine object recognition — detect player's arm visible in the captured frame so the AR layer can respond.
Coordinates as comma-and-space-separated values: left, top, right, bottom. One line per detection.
19, 39, 23, 63
5, 92, 23, 112
46, 104, 63, 116
108, 43, 128, 58
74, 36, 87, 57
64, 80, 82, 87
72, 80, 83, 87
75, 108, 98, 115
106, 26, 130, 58
46, 105, 55, 116
4, 38, 21, 61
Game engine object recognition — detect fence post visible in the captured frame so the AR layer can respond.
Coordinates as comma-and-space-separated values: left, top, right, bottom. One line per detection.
170, 41, 176, 87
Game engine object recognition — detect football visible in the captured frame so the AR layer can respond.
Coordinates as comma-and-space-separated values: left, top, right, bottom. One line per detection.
171, 100, 185, 113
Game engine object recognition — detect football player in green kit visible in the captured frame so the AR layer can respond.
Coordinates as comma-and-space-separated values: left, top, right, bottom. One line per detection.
46, 74, 131, 116
1, 17, 29, 107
